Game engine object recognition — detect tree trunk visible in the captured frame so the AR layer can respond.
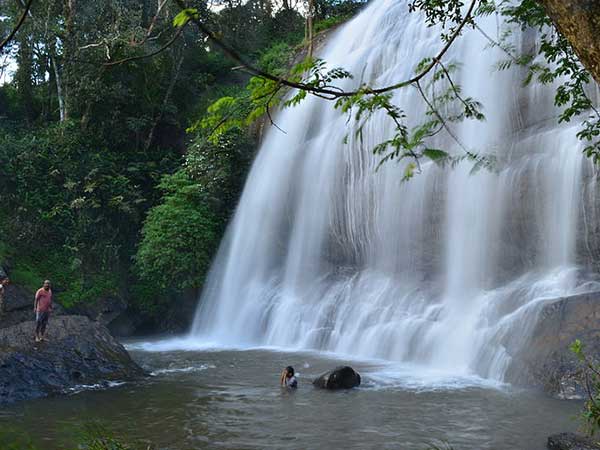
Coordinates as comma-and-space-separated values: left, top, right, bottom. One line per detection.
537, 0, 600, 84
62, 0, 77, 121
306, 0, 314, 59
15, 33, 35, 123
144, 49, 186, 151
51, 54, 66, 122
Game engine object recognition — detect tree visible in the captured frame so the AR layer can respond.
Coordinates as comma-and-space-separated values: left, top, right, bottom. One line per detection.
538, 0, 600, 84
135, 170, 221, 293
0, 0, 311, 318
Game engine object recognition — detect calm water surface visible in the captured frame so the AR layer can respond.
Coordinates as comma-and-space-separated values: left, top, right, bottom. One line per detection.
0, 341, 582, 449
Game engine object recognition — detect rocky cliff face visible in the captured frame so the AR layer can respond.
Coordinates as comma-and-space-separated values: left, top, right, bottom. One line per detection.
0, 315, 144, 404
506, 291, 600, 397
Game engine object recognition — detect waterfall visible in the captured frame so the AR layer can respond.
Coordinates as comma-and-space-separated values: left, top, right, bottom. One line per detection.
189, 0, 599, 381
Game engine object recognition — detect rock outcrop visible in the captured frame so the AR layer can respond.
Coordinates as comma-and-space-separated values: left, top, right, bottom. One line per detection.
0, 315, 144, 404
548, 433, 600, 450
68, 296, 128, 330
313, 366, 361, 389
507, 291, 600, 397
0, 283, 65, 329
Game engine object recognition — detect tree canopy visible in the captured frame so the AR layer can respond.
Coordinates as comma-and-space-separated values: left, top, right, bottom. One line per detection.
0, 0, 363, 325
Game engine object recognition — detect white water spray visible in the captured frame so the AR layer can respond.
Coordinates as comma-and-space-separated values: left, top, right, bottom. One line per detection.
188, 0, 599, 381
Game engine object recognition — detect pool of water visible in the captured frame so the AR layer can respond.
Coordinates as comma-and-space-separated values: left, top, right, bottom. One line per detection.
0, 341, 583, 449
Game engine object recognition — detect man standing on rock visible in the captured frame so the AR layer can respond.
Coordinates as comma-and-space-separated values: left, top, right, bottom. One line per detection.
34, 280, 53, 342
0, 277, 9, 318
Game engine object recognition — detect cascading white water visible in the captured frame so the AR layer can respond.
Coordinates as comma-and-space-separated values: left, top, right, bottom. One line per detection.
189, 0, 600, 381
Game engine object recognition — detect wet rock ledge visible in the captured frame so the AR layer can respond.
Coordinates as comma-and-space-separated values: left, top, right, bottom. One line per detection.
507, 291, 600, 398
0, 315, 144, 404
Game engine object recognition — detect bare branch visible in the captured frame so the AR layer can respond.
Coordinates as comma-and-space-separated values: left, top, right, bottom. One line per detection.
436, 59, 471, 112
132, 0, 170, 47
103, 26, 185, 67
415, 79, 468, 153
174, 0, 479, 99
0, 0, 34, 52
265, 84, 287, 134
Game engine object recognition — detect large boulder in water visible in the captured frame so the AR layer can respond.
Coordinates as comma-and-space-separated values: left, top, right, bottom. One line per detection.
547, 433, 600, 450
313, 366, 361, 389
0, 315, 144, 404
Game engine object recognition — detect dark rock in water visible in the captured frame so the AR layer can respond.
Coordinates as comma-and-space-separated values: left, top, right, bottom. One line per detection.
313, 366, 361, 389
0, 315, 144, 404
547, 432, 600, 450
505, 291, 600, 398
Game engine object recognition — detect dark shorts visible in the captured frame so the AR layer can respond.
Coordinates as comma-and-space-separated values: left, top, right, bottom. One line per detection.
35, 311, 50, 333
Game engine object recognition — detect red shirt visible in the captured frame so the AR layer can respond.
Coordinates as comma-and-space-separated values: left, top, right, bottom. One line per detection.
36, 288, 53, 313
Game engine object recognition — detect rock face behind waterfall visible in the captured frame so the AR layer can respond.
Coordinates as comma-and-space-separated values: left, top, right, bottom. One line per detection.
313, 366, 361, 389
507, 291, 600, 397
0, 315, 143, 404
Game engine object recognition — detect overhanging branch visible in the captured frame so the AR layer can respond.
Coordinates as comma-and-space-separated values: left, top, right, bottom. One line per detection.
0, 0, 35, 52
174, 0, 478, 99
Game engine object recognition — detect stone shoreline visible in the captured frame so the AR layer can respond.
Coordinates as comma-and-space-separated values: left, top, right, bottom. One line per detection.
0, 315, 144, 404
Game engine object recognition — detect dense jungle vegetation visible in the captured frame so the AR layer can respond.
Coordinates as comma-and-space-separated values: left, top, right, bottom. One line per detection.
0, 0, 365, 327
1, 0, 600, 330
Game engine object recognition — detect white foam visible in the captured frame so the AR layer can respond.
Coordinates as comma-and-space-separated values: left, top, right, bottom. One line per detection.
149, 364, 214, 376
362, 363, 507, 392
125, 338, 226, 353
66, 381, 126, 395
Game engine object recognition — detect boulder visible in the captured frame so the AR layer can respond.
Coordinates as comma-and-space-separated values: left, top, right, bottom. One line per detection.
0, 283, 65, 329
547, 433, 600, 450
506, 291, 600, 397
313, 366, 361, 390
68, 295, 128, 329
0, 315, 144, 404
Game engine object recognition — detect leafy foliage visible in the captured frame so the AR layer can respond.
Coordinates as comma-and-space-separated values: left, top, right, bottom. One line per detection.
0, 122, 173, 306
409, 0, 469, 29
135, 170, 220, 293
571, 340, 600, 436
173, 8, 200, 28
0, 0, 321, 319
134, 126, 253, 316
472, 0, 600, 161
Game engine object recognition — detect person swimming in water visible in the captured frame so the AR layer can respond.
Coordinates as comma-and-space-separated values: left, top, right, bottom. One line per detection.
280, 366, 298, 388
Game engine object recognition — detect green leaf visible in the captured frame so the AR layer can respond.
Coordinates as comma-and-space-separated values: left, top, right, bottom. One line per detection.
173, 8, 198, 28
570, 339, 585, 360
422, 148, 449, 161
402, 162, 416, 181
